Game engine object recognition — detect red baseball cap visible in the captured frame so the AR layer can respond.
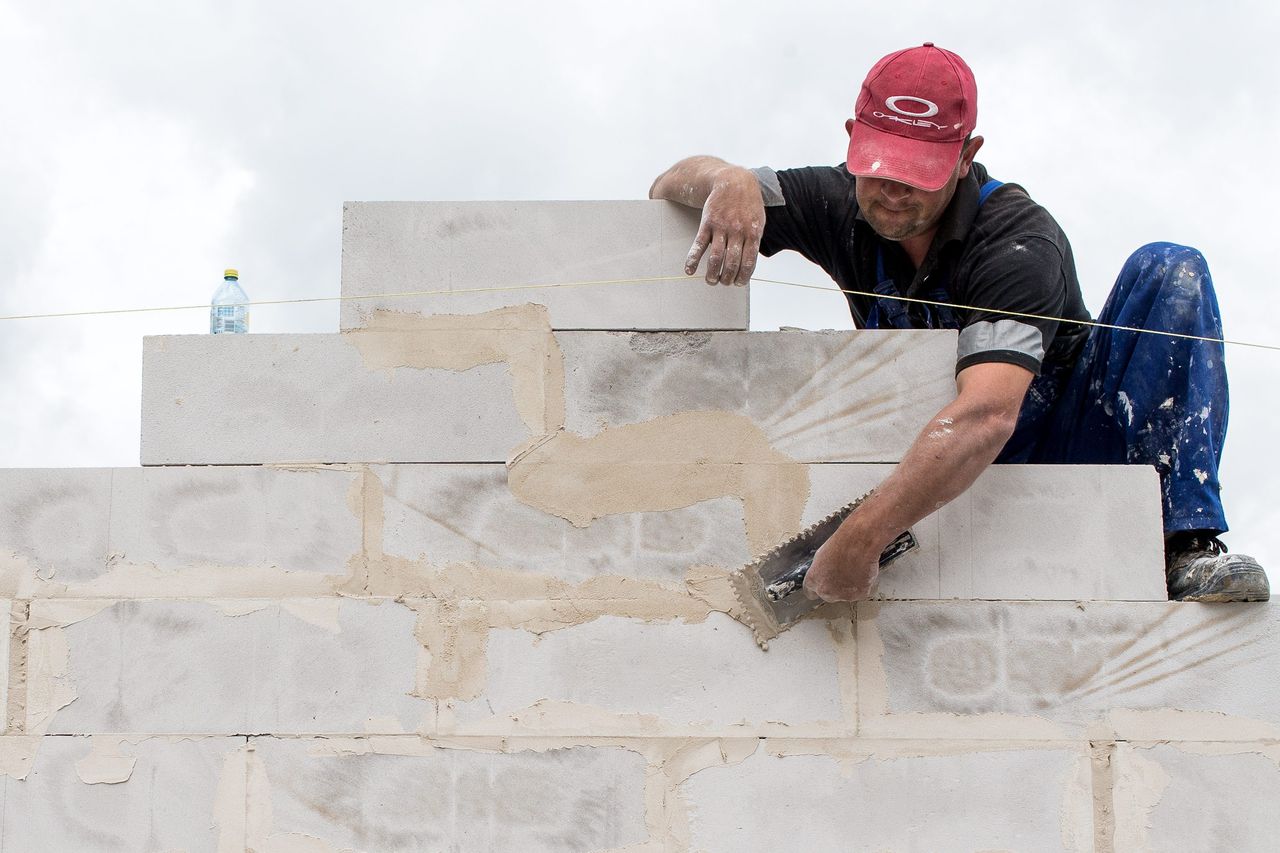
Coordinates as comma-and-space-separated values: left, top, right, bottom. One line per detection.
846, 43, 978, 192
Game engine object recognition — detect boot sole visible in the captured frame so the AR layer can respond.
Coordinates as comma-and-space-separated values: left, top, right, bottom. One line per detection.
1173, 566, 1271, 603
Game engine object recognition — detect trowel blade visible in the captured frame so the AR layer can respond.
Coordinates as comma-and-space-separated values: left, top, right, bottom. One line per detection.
730, 496, 917, 649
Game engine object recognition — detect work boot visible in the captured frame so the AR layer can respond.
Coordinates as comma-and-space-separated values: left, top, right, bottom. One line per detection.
1165, 531, 1270, 602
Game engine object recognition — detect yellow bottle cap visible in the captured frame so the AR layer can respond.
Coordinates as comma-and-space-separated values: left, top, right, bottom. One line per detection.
224, 268, 239, 279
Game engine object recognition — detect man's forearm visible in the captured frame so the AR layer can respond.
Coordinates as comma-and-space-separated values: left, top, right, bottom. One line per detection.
804, 362, 1031, 602
840, 396, 1017, 550
649, 156, 748, 207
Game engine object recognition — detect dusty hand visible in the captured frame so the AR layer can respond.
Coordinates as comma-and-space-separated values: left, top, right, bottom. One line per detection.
685, 171, 764, 286
803, 535, 880, 603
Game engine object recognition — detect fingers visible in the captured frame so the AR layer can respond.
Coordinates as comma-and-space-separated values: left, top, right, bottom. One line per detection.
686, 221, 734, 286
805, 563, 878, 603
802, 561, 837, 602
721, 236, 743, 286
813, 581, 871, 603
703, 229, 759, 286
685, 222, 710, 276
849, 567, 879, 602
737, 227, 761, 287
720, 220, 763, 286
703, 231, 727, 285
716, 224, 763, 286
688, 198, 763, 285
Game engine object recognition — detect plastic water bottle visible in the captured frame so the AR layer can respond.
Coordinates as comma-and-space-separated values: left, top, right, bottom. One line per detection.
210, 268, 249, 334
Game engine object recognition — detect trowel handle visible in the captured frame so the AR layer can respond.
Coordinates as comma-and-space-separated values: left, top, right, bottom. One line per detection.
879, 529, 918, 565
763, 528, 918, 603
764, 557, 814, 602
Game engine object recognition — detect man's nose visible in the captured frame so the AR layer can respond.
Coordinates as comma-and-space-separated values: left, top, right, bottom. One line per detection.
881, 181, 912, 202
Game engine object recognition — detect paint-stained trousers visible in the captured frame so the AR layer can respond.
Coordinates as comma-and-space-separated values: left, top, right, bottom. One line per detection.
997, 242, 1229, 535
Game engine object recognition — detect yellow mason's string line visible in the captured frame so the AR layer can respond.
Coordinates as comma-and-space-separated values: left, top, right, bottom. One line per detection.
1, 272, 1277, 353
752, 278, 1280, 353
0, 275, 693, 322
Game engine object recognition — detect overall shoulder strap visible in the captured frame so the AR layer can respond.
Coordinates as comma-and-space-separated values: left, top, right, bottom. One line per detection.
977, 178, 1004, 207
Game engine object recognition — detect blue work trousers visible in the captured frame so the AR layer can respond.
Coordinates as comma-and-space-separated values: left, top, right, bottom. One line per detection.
996, 242, 1230, 534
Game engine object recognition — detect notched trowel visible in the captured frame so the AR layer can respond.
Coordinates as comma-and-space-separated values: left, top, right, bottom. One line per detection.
730, 495, 917, 649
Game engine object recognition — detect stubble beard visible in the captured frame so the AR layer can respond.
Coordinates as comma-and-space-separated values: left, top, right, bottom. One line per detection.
863, 202, 930, 241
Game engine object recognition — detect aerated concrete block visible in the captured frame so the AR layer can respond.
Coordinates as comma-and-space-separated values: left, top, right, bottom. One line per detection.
140, 329, 956, 465
142, 334, 527, 464
930, 463, 1166, 600
1, 736, 242, 852
374, 463, 749, 584
0, 460, 1164, 601
448, 614, 848, 735
558, 329, 957, 462
33, 599, 428, 734
861, 601, 1280, 736
0, 468, 112, 582
1111, 743, 1280, 852
810, 463, 1165, 600
107, 465, 363, 579
0, 466, 363, 594
373, 462, 1164, 600
250, 737, 649, 852
680, 743, 1091, 852
341, 200, 747, 330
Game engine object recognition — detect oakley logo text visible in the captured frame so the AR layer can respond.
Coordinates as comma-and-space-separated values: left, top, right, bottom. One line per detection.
872, 111, 948, 130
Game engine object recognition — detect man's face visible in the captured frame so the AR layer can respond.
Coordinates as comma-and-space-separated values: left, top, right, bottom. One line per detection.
850, 136, 983, 242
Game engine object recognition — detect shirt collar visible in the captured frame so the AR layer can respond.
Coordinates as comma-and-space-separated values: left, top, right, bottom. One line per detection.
933, 165, 983, 250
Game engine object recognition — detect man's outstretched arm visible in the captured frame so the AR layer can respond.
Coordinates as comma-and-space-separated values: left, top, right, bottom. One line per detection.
649, 156, 764, 286
804, 361, 1034, 601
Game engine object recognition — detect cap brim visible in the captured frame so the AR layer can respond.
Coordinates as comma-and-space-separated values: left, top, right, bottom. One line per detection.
846, 122, 963, 192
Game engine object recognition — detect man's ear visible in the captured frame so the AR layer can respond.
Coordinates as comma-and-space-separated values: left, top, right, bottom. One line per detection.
845, 118, 855, 138
958, 135, 985, 178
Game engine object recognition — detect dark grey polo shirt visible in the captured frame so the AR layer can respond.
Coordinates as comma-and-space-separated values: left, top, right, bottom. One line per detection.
754, 162, 1091, 376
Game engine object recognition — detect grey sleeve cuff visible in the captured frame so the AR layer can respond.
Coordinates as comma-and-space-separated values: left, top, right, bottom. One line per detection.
958, 318, 1046, 363
751, 167, 786, 207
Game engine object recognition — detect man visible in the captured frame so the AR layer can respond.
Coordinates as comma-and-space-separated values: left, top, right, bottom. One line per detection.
649, 42, 1268, 603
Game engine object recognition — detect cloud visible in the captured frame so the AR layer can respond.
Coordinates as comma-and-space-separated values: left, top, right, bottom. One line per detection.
0, 0, 1275, 570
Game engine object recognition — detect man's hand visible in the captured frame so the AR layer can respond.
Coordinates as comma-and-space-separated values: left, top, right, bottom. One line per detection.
803, 529, 881, 602
649, 157, 764, 286
685, 172, 764, 286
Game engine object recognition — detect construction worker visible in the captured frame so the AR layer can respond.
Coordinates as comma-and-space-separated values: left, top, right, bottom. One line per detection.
650, 42, 1268, 603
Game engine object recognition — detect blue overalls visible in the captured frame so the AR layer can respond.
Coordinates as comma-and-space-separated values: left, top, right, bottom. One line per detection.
864, 180, 1230, 535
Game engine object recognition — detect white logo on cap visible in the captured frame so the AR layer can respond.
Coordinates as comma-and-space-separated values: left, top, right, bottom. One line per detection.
884, 96, 939, 118
873, 95, 947, 130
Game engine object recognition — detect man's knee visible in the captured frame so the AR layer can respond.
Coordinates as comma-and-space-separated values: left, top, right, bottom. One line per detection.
1125, 242, 1212, 291
1121, 242, 1220, 322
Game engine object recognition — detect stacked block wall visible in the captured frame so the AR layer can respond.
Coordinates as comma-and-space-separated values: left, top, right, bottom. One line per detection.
2, 201, 1275, 851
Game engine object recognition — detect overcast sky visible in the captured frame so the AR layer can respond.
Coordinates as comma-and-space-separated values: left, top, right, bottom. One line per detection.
1, 0, 1276, 570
